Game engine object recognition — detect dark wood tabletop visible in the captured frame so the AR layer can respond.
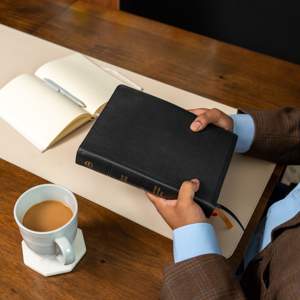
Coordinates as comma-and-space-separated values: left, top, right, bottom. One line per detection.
0, 0, 297, 299
2, 0, 300, 111
0, 159, 172, 299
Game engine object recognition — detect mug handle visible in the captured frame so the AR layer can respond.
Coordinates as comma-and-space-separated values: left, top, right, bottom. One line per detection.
55, 236, 75, 265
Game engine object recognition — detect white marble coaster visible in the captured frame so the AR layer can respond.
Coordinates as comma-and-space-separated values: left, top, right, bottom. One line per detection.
21, 229, 86, 276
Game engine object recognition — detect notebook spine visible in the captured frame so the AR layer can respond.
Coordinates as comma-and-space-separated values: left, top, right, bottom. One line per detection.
76, 148, 178, 198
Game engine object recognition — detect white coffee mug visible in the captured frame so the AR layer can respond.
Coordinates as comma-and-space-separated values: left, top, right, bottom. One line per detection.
14, 184, 78, 265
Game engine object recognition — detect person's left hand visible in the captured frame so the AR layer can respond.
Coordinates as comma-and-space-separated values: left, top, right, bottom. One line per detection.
189, 108, 233, 132
146, 179, 207, 230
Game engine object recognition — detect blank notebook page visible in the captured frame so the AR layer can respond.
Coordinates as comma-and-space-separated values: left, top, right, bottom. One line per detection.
35, 54, 122, 115
0, 74, 86, 151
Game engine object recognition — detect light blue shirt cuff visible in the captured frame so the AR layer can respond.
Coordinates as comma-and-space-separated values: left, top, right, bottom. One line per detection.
231, 114, 255, 153
173, 223, 221, 263
261, 182, 300, 250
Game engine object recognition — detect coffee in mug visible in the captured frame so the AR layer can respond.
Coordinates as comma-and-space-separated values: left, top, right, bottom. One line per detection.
14, 184, 78, 265
22, 200, 73, 232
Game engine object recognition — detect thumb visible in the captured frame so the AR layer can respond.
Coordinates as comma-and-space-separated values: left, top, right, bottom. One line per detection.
177, 179, 200, 206
146, 192, 166, 211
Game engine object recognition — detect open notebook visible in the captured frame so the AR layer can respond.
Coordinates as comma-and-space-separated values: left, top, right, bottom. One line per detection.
0, 53, 139, 151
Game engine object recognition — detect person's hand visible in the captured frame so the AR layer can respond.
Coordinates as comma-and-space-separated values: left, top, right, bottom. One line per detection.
189, 108, 233, 132
146, 179, 207, 230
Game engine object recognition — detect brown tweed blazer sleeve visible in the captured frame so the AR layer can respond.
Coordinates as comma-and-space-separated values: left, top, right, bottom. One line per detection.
247, 107, 300, 164
161, 254, 245, 300
161, 108, 300, 299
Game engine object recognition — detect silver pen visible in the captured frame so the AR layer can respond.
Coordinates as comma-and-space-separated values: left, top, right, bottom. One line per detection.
44, 78, 86, 108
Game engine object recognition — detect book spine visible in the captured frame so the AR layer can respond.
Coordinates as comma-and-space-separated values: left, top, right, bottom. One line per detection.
76, 148, 178, 198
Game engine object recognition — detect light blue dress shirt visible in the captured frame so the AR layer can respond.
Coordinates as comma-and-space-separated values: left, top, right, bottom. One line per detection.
173, 114, 300, 263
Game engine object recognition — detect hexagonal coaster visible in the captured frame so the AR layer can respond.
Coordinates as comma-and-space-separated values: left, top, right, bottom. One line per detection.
21, 229, 86, 276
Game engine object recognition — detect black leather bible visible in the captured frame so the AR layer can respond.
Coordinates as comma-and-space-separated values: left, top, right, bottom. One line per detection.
76, 85, 237, 216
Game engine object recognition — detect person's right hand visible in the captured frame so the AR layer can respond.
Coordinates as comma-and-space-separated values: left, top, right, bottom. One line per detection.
189, 108, 233, 132
146, 179, 206, 230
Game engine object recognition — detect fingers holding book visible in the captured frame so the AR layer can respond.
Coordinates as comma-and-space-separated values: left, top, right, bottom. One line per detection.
146, 179, 207, 230
189, 108, 233, 132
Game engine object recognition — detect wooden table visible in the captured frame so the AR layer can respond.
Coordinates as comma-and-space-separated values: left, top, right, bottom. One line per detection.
1, 1, 300, 111
0, 159, 172, 299
0, 1, 297, 299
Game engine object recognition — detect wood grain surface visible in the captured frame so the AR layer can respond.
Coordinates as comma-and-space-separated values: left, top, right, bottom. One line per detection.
0, 1, 292, 298
1, 1, 300, 111
0, 159, 172, 299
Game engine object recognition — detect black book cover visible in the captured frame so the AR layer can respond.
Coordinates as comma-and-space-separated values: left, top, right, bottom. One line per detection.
76, 85, 237, 216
